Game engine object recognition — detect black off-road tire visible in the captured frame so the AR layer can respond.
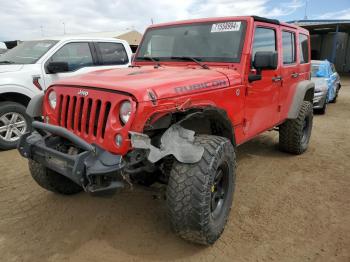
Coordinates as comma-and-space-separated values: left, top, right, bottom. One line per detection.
279, 101, 313, 155
167, 135, 236, 245
29, 160, 83, 195
0, 102, 32, 150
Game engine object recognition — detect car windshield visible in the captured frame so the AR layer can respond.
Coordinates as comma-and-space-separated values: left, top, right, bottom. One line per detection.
0, 40, 58, 64
136, 21, 246, 63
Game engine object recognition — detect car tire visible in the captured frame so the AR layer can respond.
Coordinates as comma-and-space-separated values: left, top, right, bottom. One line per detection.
318, 99, 327, 115
0, 102, 32, 150
167, 135, 236, 245
279, 101, 313, 155
29, 160, 83, 195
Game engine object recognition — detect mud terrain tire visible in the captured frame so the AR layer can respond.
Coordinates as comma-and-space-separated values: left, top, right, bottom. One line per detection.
29, 160, 83, 195
167, 135, 236, 245
279, 101, 313, 154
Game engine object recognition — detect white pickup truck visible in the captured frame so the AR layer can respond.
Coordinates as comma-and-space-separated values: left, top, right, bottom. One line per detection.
0, 37, 132, 149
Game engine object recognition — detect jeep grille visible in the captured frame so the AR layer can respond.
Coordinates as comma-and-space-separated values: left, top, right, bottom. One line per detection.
57, 94, 111, 140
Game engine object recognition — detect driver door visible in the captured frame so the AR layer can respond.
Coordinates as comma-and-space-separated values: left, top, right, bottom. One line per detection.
244, 24, 281, 139
42, 42, 97, 88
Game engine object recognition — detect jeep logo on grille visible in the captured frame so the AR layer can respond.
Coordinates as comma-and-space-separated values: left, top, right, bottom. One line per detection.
78, 90, 89, 97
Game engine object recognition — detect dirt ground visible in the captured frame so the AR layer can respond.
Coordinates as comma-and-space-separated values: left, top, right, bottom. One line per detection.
0, 78, 349, 262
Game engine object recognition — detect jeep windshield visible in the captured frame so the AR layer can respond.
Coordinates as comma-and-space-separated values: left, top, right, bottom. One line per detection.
0, 40, 58, 64
136, 21, 246, 63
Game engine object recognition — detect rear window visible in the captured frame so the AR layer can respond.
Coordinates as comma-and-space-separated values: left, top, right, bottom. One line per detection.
299, 33, 309, 64
97, 42, 129, 65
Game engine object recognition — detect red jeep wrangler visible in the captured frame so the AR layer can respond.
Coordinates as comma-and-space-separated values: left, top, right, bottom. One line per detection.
19, 16, 314, 245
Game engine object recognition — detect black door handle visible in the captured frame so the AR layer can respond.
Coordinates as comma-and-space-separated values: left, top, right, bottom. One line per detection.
272, 76, 282, 82
291, 72, 299, 78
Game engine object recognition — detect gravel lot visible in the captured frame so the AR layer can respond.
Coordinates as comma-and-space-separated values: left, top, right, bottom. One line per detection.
0, 77, 349, 262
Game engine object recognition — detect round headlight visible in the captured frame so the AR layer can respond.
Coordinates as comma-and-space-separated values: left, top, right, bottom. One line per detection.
120, 101, 132, 124
48, 91, 57, 109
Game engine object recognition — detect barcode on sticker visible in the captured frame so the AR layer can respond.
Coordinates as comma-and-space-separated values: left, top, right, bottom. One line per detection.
211, 22, 241, 33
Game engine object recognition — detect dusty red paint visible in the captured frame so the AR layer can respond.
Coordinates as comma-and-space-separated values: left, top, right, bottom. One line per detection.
44, 16, 311, 155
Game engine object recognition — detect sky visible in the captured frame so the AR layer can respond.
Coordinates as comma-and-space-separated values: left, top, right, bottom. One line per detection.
0, 0, 349, 41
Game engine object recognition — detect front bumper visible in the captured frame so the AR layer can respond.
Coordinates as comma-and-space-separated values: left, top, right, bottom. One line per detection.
18, 121, 125, 194
313, 92, 327, 109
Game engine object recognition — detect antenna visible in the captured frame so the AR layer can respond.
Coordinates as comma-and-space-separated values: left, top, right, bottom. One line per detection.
304, 0, 308, 20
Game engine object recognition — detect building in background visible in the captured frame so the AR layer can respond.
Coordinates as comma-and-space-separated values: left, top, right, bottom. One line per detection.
289, 20, 350, 73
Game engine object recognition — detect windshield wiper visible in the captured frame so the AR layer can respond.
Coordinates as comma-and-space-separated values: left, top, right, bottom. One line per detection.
170, 56, 209, 69
0, 60, 15, 64
136, 56, 161, 68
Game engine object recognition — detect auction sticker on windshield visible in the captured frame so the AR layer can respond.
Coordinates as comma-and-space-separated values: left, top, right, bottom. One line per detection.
211, 22, 241, 33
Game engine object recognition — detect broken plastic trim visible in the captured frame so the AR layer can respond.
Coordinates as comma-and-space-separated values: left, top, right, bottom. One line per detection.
130, 124, 204, 164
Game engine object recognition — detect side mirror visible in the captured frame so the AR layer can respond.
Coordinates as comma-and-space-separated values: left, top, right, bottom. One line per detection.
253, 51, 278, 70
46, 61, 69, 74
249, 51, 278, 83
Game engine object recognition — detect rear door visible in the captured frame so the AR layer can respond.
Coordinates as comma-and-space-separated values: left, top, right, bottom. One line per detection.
279, 28, 299, 120
244, 23, 281, 138
93, 41, 131, 70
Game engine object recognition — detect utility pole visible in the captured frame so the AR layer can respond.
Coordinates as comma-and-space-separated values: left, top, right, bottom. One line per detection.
40, 25, 44, 37
63, 22, 66, 35
304, 0, 308, 20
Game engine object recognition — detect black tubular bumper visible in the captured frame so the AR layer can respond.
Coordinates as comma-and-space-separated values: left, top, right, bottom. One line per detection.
18, 121, 125, 194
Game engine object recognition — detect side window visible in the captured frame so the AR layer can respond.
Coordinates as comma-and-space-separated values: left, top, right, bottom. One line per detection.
97, 42, 129, 65
299, 33, 309, 64
282, 31, 296, 64
252, 27, 276, 63
49, 42, 93, 72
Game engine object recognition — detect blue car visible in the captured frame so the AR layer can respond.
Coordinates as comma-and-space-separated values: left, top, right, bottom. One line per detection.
311, 60, 341, 114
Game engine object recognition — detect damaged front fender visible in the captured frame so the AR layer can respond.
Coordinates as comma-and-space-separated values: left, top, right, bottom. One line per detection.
130, 124, 204, 164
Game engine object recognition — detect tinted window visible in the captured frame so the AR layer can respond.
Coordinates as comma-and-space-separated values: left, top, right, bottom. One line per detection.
282, 31, 296, 64
0, 40, 57, 64
49, 42, 93, 71
252, 27, 276, 62
299, 34, 309, 63
136, 21, 246, 63
97, 42, 129, 65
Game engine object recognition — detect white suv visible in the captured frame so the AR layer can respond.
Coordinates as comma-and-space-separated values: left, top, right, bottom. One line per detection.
0, 37, 132, 149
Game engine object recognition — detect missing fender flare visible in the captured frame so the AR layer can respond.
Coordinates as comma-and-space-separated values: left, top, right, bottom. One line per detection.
130, 124, 204, 164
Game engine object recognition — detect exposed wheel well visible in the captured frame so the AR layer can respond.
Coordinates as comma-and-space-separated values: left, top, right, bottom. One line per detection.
145, 107, 236, 146
0, 93, 31, 107
304, 87, 314, 103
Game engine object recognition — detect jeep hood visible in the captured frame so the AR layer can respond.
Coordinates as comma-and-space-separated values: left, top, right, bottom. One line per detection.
54, 66, 241, 102
0, 64, 24, 73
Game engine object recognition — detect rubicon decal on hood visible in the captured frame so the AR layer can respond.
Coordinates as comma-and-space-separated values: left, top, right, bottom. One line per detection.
174, 79, 228, 94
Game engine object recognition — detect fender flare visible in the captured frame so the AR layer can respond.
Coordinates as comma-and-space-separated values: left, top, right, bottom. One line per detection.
0, 85, 37, 99
288, 80, 315, 119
